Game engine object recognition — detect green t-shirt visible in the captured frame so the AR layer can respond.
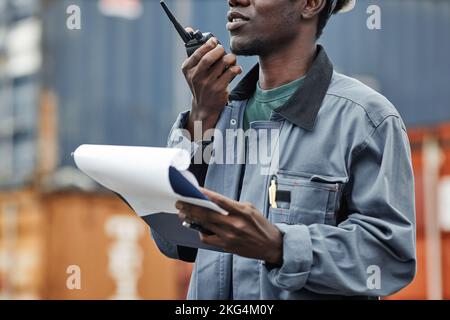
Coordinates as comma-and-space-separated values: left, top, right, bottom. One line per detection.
243, 76, 304, 130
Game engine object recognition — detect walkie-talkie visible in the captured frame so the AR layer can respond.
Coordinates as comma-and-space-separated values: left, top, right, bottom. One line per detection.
160, 0, 224, 57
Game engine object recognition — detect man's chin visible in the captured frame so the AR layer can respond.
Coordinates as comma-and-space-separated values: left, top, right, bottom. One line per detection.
230, 38, 263, 57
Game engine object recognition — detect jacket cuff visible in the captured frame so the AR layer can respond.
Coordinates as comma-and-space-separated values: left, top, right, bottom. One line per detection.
167, 111, 199, 157
264, 223, 313, 291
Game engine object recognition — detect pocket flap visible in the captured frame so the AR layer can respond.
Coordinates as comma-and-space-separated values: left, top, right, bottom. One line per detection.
310, 174, 349, 184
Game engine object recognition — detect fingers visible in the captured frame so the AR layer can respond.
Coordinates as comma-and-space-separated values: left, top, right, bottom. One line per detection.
208, 53, 238, 80
182, 37, 219, 71
200, 188, 244, 215
218, 65, 243, 85
198, 233, 224, 247
176, 201, 229, 232
185, 27, 194, 33
195, 44, 226, 74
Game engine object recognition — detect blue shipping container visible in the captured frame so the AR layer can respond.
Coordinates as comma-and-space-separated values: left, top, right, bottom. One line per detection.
44, 0, 450, 170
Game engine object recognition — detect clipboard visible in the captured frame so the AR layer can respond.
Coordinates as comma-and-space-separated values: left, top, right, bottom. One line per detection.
73, 144, 227, 252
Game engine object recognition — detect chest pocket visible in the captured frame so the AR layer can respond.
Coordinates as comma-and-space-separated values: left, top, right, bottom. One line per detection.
268, 170, 348, 226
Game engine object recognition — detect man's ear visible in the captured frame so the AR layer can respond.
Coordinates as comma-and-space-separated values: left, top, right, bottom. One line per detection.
301, 0, 327, 20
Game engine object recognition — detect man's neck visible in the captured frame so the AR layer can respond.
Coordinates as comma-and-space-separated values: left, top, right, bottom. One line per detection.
258, 41, 316, 90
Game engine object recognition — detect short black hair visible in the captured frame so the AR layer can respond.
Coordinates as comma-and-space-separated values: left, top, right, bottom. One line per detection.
316, 0, 351, 39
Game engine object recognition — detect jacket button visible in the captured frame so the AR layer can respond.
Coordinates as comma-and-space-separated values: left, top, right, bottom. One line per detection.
230, 119, 237, 126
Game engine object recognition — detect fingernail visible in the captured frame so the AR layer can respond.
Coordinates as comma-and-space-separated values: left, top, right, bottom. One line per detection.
210, 37, 217, 45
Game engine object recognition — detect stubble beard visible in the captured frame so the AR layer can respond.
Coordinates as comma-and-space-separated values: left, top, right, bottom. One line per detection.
230, 37, 266, 57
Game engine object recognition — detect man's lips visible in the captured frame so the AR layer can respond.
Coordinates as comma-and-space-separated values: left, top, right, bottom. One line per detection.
226, 20, 248, 31
227, 11, 249, 32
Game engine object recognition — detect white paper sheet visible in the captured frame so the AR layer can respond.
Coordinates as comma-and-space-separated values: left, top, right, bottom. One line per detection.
73, 144, 228, 216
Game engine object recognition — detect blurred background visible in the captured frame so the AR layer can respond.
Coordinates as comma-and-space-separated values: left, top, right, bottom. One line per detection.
0, 0, 449, 300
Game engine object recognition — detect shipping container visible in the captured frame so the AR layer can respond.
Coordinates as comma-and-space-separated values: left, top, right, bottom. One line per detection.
0, 0, 41, 188
44, 0, 189, 170
1, 0, 450, 300
40, 0, 450, 176
322, 0, 450, 127
0, 190, 184, 299
0, 189, 46, 299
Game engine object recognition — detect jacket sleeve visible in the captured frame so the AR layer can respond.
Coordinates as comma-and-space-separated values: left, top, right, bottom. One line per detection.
150, 111, 205, 263
264, 115, 417, 296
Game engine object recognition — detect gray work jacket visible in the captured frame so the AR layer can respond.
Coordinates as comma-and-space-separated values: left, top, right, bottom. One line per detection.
151, 46, 416, 300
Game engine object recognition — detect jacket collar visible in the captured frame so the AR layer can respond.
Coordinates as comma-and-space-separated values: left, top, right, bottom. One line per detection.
229, 45, 334, 131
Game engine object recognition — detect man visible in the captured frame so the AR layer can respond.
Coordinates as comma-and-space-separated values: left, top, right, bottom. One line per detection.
151, 0, 416, 299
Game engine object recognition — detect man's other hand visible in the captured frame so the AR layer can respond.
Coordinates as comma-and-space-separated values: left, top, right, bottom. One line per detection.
176, 188, 283, 266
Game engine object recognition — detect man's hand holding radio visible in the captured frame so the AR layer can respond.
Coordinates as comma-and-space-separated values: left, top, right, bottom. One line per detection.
182, 28, 242, 137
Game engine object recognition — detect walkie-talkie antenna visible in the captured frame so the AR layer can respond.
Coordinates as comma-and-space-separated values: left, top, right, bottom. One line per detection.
160, 1, 192, 44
